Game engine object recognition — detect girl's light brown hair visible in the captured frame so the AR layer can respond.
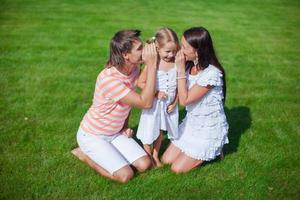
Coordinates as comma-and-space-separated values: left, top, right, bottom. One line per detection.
106, 29, 141, 69
147, 27, 180, 50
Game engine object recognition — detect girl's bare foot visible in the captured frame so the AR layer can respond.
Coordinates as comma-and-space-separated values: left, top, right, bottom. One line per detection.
153, 155, 163, 168
148, 156, 156, 168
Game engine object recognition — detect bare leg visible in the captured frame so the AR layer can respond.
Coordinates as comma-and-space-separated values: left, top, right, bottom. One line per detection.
161, 143, 182, 165
171, 152, 203, 174
71, 148, 133, 183
143, 144, 152, 155
143, 144, 155, 167
131, 155, 152, 172
152, 131, 163, 167
112, 166, 134, 183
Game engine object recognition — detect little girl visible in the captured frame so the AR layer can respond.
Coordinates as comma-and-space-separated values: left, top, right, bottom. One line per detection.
136, 27, 180, 167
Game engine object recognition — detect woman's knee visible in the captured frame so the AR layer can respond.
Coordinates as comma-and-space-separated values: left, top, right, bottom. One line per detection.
161, 143, 181, 165
113, 166, 134, 183
133, 155, 152, 172
161, 153, 173, 165
171, 159, 203, 174
171, 163, 186, 174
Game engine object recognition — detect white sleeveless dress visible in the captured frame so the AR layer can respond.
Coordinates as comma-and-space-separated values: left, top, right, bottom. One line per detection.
172, 64, 229, 161
137, 67, 179, 144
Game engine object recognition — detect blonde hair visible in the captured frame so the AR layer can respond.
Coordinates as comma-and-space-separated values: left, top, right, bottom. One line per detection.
147, 27, 180, 50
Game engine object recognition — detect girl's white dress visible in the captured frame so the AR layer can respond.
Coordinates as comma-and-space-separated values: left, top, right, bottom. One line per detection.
137, 67, 179, 144
172, 64, 229, 161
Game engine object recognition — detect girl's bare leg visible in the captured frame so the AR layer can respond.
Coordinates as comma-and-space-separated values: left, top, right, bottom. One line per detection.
143, 144, 152, 155
152, 131, 163, 167
143, 144, 155, 167
71, 147, 133, 183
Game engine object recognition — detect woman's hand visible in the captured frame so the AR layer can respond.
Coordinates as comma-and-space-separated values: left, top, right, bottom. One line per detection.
175, 50, 186, 75
122, 128, 134, 138
142, 43, 157, 70
119, 43, 157, 109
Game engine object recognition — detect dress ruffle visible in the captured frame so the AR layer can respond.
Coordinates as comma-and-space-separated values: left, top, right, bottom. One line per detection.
173, 133, 229, 161
172, 116, 229, 161
196, 65, 223, 87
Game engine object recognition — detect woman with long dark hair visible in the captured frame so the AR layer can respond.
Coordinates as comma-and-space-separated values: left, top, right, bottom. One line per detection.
162, 27, 229, 173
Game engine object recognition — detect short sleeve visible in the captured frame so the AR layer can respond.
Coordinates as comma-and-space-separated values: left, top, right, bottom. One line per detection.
100, 77, 131, 102
196, 67, 223, 87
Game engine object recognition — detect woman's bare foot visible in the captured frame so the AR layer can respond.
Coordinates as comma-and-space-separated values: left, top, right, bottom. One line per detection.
71, 147, 123, 182
71, 147, 86, 162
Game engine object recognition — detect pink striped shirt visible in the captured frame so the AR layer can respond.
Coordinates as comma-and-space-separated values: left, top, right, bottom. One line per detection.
80, 66, 139, 135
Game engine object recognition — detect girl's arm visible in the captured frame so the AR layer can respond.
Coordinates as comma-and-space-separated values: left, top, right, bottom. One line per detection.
167, 90, 178, 113
137, 65, 147, 89
171, 90, 179, 105
168, 89, 178, 107
120, 43, 158, 109
175, 50, 212, 106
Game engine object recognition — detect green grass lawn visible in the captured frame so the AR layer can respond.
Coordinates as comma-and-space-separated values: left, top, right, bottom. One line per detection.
1, 0, 299, 199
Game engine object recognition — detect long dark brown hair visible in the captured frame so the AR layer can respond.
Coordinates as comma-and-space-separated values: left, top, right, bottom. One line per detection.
106, 29, 141, 69
183, 27, 227, 103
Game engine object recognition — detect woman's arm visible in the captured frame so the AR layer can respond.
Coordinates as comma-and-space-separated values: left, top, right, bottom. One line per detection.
171, 90, 178, 105
175, 50, 212, 106
138, 66, 168, 100
177, 83, 212, 106
137, 65, 147, 89
120, 43, 157, 109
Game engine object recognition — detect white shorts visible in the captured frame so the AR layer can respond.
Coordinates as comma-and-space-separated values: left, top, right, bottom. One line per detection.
76, 128, 147, 175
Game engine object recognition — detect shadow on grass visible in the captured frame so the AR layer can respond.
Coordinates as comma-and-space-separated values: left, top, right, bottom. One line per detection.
223, 106, 252, 155
133, 105, 252, 159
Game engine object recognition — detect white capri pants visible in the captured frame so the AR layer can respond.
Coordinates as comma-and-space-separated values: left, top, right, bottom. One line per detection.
77, 128, 147, 174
